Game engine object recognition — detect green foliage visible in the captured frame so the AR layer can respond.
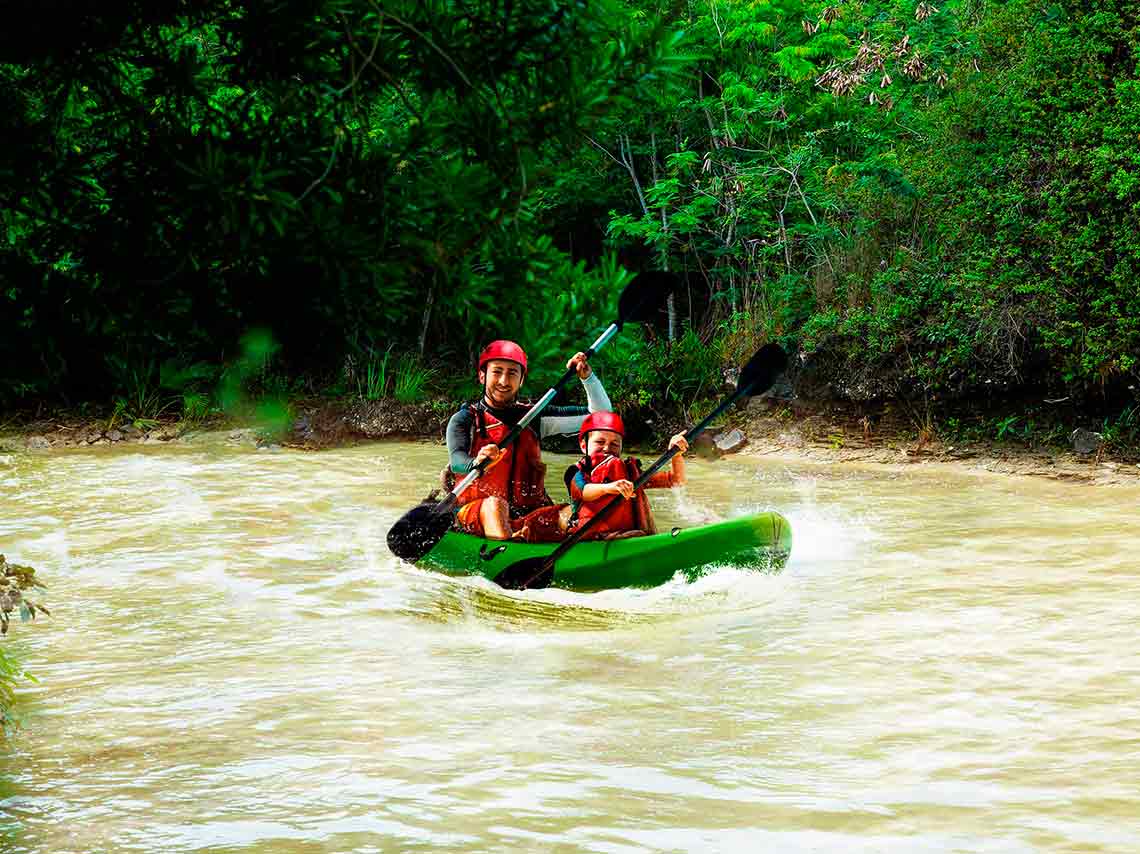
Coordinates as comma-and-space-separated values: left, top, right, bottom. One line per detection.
1102, 404, 1140, 450
392, 355, 437, 404
109, 380, 178, 431
107, 352, 221, 428
877, 0, 1140, 398
2, 0, 1138, 428
1, 555, 47, 737
601, 326, 725, 415
545, 0, 977, 389
0, 555, 48, 638
541, 0, 1138, 417
994, 414, 1022, 441
0, 0, 687, 408
356, 348, 393, 402
515, 254, 633, 392
180, 391, 213, 424
209, 328, 295, 437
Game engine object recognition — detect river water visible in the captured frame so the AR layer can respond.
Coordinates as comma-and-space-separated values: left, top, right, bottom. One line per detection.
1, 439, 1138, 853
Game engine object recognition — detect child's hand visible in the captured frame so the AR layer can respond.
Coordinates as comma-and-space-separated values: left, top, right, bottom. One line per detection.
668, 433, 689, 454
608, 479, 635, 498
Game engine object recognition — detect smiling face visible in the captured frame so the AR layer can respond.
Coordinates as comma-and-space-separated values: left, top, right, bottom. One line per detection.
580, 428, 623, 459
479, 359, 524, 407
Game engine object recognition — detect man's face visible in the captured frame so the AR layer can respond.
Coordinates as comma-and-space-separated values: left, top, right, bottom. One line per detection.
581, 429, 622, 459
479, 359, 524, 406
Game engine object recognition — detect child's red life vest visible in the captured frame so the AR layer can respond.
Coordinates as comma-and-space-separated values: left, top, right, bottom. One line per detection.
453, 403, 550, 516
568, 453, 656, 538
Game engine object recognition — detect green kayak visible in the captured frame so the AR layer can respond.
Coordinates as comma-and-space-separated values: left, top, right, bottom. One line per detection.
417, 512, 793, 591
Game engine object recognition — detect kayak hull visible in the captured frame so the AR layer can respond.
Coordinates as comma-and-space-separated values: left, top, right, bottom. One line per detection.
417, 512, 793, 591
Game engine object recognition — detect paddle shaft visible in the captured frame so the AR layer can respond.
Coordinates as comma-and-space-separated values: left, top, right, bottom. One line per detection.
530, 378, 760, 570
447, 322, 622, 500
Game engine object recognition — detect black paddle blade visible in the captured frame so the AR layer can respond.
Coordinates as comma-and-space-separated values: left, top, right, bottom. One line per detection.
492, 557, 555, 590
737, 343, 789, 397
618, 271, 678, 325
386, 499, 458, 562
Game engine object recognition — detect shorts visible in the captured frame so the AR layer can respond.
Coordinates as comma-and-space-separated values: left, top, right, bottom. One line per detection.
456, 499, 569, 543
455, 498, 490, 537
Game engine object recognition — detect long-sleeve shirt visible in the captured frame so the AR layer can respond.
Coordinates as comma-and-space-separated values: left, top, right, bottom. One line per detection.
446, 373, 612, 474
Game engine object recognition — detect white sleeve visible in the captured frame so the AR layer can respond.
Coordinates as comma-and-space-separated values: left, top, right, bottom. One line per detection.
538, 373, 614, 439
582, 372, 612, 412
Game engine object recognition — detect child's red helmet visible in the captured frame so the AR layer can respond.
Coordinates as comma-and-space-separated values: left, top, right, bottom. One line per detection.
477, 340, 528, 376
579, 411, 625, 440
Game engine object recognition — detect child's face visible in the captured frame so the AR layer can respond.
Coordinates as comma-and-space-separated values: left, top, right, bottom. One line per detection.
581, 429, 622, 458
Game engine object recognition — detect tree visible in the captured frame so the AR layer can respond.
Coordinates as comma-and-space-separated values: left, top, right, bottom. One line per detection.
1, 0, 686, 404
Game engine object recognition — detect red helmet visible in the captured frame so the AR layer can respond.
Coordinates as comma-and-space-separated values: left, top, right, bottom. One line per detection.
477, 340, 528, 375
579, 411, 625, 440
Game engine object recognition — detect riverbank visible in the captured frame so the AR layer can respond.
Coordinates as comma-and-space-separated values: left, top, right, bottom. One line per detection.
734, 399, 1140, 487
3, 395, 1138, 487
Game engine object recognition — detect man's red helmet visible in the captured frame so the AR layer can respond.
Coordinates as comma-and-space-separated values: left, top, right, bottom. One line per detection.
477, 340, 528, 375
579, 411, 625, 440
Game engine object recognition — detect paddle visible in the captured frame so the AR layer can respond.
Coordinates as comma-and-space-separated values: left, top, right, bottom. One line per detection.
386, 271, 675, 562
492, 342, 789, 590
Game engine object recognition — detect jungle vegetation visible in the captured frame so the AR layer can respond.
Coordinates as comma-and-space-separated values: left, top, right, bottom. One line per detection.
2, 0, 1137, 434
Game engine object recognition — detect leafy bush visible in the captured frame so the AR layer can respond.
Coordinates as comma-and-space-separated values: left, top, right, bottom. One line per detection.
180, 391, 214, 424
600, 325, 725, 416
1, 555, 47, 737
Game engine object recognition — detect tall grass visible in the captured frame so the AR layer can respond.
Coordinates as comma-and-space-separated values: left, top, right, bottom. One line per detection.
108, 363, 179, 430
393, 354, 437, 404
356, 348, 393, 401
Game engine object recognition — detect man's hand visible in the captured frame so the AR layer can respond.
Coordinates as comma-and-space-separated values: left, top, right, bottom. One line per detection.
668, 433, 689, 454
567, 351, 592, 379
608, 479, 635, 499
473, 444, 502, 468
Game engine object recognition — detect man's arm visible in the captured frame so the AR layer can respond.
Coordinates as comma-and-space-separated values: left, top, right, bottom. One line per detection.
446, 408, 476, 474
538, 373, 612, 439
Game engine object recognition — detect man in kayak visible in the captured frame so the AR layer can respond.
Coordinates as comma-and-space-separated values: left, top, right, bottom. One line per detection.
445, 340, 611, 541
563, 411, 688, 540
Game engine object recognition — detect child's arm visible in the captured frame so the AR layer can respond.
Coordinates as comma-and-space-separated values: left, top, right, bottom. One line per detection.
646, 433, 688, 488
579, 478, 635, 501
568, 467, 635, 502
667, 433, 688, 485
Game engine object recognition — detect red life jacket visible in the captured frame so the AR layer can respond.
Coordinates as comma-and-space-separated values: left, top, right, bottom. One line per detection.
568, 453, 656, 538
454, 402, 550, 516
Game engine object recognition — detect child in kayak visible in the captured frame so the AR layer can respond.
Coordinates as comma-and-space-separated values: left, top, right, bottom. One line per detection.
563, 411, 688, 540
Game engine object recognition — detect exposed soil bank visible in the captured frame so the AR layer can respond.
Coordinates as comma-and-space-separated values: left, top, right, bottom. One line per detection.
4, 395, 1137, 487
732, 398, 1140, 486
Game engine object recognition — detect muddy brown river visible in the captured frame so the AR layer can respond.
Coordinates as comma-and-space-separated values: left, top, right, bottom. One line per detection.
1, 439, 1138, 852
